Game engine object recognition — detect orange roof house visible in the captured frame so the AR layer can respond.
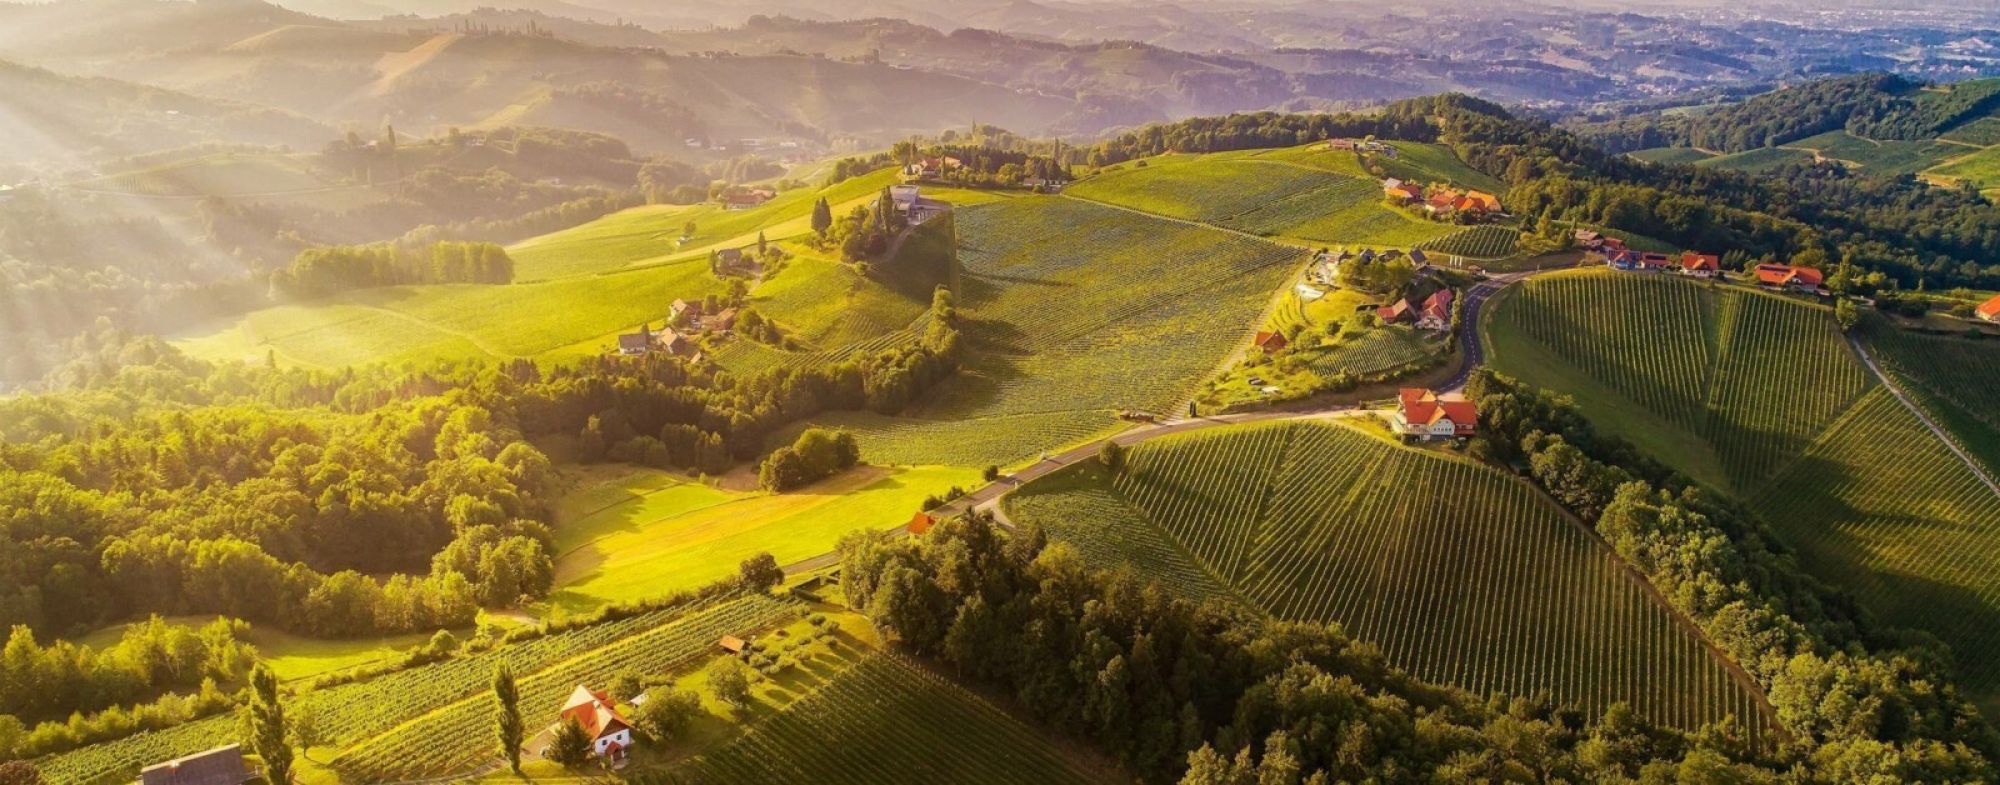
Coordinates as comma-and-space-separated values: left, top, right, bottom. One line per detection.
1253, 330, 1289, 354
1425, 189, 1462, 212
1376, 299, 1414, 323
1384, 180, 1423, 201
1464, 190, 1502, 212
559, 685, 634, 760
718, 635, 747, 654
1754, 264, 1825, 290
1680, 252, 1721, 276
1976, 294, 2000, 322
1393, 389, 1477, 440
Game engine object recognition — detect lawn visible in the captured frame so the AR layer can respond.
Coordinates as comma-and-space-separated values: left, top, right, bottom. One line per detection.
73, 616, 442, 683
546, 465, 980, 613
1005, 419, 1773, 736
1923, 143, 2000, 193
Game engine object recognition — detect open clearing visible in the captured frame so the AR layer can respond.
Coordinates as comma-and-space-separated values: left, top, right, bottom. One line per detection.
548, 465, 979, 613
1004, 419, 1773, 735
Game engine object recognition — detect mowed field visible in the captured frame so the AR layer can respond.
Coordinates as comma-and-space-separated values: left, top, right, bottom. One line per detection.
796, 196, 1304, 468
1487, 269, 2000, 708
547, 464, 979, 613
1487, 270, 1872, 492
1066, 144, 1476, 248
1004, 419, 1773, 735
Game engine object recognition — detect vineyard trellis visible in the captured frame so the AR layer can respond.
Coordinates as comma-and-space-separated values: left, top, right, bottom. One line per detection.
1061, 420, 1773, 737
1417, 225, 1520, 260
651, 654, 1105, 785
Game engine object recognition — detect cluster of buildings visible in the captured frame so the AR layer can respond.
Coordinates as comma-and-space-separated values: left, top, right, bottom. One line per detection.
902, 156, 964, 180
1382, 179, 1503, 220
721, 188, 777, 210
1392, 388, 1477, 441
1579, 230, 1828, 295
1329, 138, 1400, 157
1311, 246, 1431, 286
1377, 288, 1456, 332
615, 299, 738, 357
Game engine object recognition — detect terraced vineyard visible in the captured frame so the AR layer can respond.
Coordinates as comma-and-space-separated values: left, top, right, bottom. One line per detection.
809, 197, 1302, 467
1753, 389, 2000, 700
1305, 326, 1440, 377
1861, 320, 2000, 475
1419, 225, 1520, 260
1004, 463, 1238, 606
333, 594, 800, 780
1009, 420, 1771, 735
1490, 270, 1872, 490
39, 594, 794, 785
1068, 154, 1453, 247
658, 654, 1109, 785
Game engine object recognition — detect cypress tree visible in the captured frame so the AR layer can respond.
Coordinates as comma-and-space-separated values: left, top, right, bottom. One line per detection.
246, 666, 292, 784
495, 664, 523, 773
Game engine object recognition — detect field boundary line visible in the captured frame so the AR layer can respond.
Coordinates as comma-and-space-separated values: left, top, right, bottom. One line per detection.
1848, 335, 2000, 499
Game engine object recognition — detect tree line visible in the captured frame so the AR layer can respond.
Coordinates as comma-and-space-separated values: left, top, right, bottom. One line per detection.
841, 512, 1781, 784
270, 241, 514, 298
1465, 369, 1998, 780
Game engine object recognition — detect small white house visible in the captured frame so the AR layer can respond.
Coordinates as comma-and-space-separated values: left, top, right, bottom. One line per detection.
559, 685, 634, 761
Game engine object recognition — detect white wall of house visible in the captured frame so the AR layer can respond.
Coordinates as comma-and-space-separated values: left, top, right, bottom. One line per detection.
594, 729, 632, 756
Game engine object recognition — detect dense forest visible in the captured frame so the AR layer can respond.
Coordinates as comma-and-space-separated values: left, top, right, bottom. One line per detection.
1577, 74, 2000, 154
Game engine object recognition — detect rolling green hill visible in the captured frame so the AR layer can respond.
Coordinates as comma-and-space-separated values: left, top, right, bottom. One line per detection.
798, 195, 1303, 468
1487, 270, 1872, 492
1005, 419, 1774, 735
1486, 269, 2000, 708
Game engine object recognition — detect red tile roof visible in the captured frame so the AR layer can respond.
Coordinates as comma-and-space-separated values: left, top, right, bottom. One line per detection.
1253, 330, 1288, 353
1397, 389, 1477, 433
1755, 263, 1824, 288
561, 685, 632, 742
1376, 300, 1413, 323
1977, 294, 2000, 321
1421, 289, 1454, 321
1680, 252, 1720, 272
908, 512, 936, 535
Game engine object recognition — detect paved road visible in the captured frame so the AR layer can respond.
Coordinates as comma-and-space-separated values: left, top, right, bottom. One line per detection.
779, 262, 1570, 577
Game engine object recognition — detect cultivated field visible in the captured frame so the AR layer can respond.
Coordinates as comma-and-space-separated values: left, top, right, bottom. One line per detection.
1007, 419, 1772, 735
1488, 270, 1872, 491
40, 594, 796, 784
1753, 389, 2000, 701
1861, 320, 2000, 473
1419, 225, 1520, 260
1780, 130, 1963, 176
656, 654, 1109, 785
1304, 326, 1440, 377
1698, 147, 1815, 174
1628, 147, 1717, 165
806, 196, 1303, 468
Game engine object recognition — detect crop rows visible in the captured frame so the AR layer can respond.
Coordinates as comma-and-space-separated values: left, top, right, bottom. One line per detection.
1067, 159, 1353, 224
1005, 468, 1238, 606
38, 594, 770, 784
1500, 273, 1871, 486
1703, 289, 1872, 481
1419, 225, 1520, 260
333, 594, 801, 780
1306, 326, 1438, 377
656, 654, 1105, 785
1754, 389, 2000, 697
1222, 177, 1380, 236
1864, 322, 2000, 433
1104, 421, 1771, 735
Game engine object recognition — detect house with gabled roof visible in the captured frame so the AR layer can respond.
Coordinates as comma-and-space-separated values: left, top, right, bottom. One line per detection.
1384, 180, 1423, 202
1977, 293, 2000, 322
1607, 249, 1641, 271
1636, 252, 1671, 271
1417, 289, 1454, 331
559, 685, 634, 761
1754, 264, 1826, 293
1376, 299, 1414, 324
1463, 190, 1502, 213
1574, 229, 1603, 248
1392, 388, 1477, 440
671, 298, 703, 323
1253, 330, 1289, 354
1680, 252, 1721, 278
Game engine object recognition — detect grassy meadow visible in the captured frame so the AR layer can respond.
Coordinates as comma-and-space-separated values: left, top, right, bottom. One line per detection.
1004, 419, 1773, 735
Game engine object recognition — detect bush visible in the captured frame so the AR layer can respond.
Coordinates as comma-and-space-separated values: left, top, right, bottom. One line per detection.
758, 428, 861, 491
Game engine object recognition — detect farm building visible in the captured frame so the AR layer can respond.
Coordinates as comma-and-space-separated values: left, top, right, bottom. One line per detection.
1393, 389, 1477, 440
671, 298, 703, 323
1753, 264, 1826, 293
1418, 289, 1454, 331
709, 308, 739, 332
657, 331, 690, 356
1608, 249, 1641, 270
1329, 139, 1357, 150
1978, 294, 2000, 322
1253, 331, 1289, 354
1574, 229, 1603, 248
1383, 180, 1422, 202
1636, 252, 1671, 271
558, 685, 635, 761
1424, 189, 1462, 215
1680, 252, 1721, 278
718, 635, 748, 654
1462, 190, 1502, 213
139, 744, 252, 785
722, 189, 775, 210
890, 184, 921, 214
617, 326, 656, 356
1376, 299, 1414, 324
